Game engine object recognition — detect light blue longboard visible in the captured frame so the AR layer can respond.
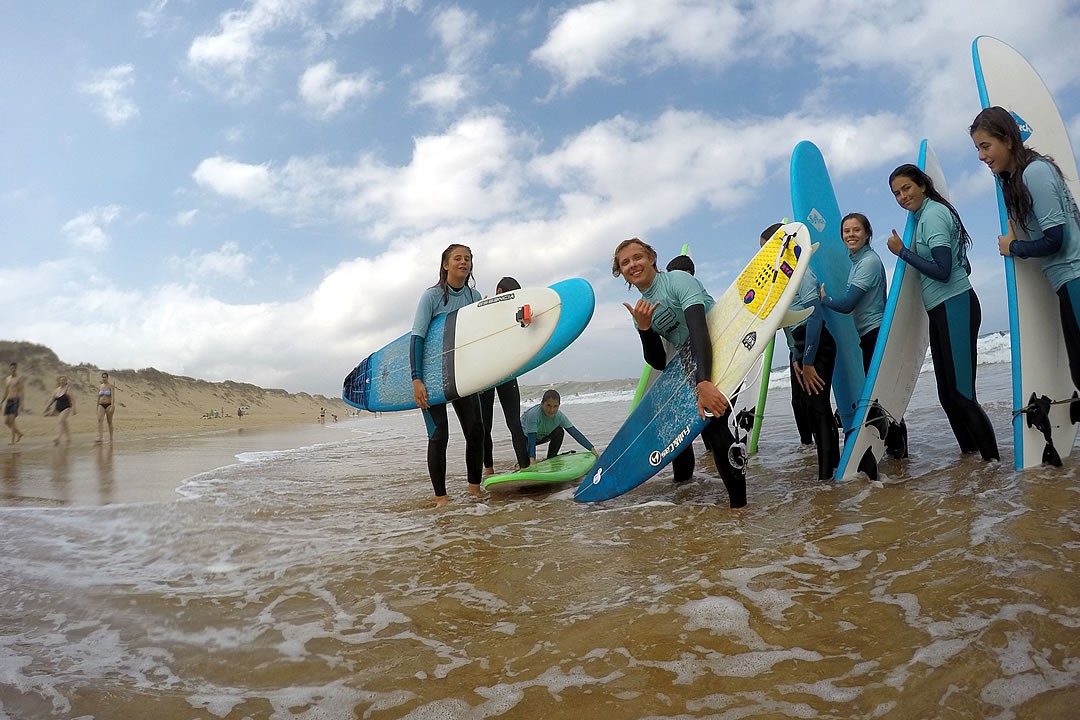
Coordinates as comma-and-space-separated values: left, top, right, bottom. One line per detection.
835, 140, 943, 480
482, 451, 597, 492
342, 278, 594, 412
790, 141, 866, 437
974, 35, 1080, 469
575, 223, 815, 503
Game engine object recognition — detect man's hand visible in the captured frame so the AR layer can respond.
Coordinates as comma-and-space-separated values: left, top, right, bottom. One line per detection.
696, 380, 730, 420
623, 299, 659, 332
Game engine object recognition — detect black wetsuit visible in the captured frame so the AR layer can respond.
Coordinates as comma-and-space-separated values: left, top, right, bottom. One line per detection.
479, 380, 530, 469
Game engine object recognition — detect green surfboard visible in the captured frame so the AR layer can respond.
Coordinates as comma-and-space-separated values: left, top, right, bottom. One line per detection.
482, 451, 597, 492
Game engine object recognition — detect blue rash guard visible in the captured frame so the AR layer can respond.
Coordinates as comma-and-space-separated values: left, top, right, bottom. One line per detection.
1009, 158, 1080, 290
520, 404, 593, 458
821, 244, 886, 337
409, 283, 482, 380
898, 198, 971, 311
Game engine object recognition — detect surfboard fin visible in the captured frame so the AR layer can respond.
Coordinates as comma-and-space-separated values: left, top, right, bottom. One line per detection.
516, 304, 532, 327
1071, 391, 1080, 425
866, 402, 889, 440
1024, 392, 1063, 467
857, 447, 878, 481
779, 306, 813, 328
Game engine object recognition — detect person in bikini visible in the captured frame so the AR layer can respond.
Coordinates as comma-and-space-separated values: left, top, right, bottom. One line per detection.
2, 362, 25, 444
44, 375, 76, 445
97, 372, 115, 443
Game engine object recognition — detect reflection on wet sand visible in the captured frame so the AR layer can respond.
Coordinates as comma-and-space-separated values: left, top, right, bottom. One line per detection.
1, 452, 17, 500
95, 443, 114, 505
50, 445, 72, 504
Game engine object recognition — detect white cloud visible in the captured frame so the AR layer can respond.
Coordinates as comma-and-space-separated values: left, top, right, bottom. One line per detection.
532, 0, 742, 92
175, 209, 199, 226
192, 157, 273, 203
168, 242, 252, 281
137, 0, 173, 36
432, 5, 491, 70
79, 65, 139, 127
411, 72, 467, 110
62, 206, 122, 251
336, 0, 421, 29
187, 0, 312, 99
298, 61, 378, 117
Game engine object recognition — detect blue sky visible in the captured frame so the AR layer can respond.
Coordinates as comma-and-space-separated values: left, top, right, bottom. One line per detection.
2, 1, 1079, 396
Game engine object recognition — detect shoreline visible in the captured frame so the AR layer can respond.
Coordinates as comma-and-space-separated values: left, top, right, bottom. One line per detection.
0, 412, 363, 508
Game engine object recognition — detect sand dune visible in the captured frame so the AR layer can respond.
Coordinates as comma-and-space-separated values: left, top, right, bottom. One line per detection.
0, 340, 351, 451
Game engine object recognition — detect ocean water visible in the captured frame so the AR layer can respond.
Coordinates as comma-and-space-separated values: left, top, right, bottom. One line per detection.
0, 337, 1078, 719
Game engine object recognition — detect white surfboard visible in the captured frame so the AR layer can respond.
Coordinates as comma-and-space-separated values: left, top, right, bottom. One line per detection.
973, 35, 1080, 469
835, 140, 943, 480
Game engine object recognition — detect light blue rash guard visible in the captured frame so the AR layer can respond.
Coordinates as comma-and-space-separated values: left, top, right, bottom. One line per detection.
907, 198, 971, 311
409, 283, 481, 381
520, 404, 593, 457
783, 268, 825, 365
822, 244, 886, 337
640, 270, 715, 347
1015, 158, 1080, 291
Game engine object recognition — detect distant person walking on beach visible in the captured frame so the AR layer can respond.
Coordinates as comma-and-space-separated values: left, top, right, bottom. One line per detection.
521, 390, 596, 465
96, 372, 115, 443
886, 164, 998, 461
614, 237, 747, 508
412, 243, 485, 506
44, 375, 76, 445
2, 362, 24, 444
479, 276, 531, 476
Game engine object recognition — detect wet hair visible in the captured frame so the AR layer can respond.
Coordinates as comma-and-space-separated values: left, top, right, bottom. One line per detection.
970, 105, 1067, 234
841, 212, 873, 244
57, 375, 67, 385
496, 276, 521, 293
611, 237, 658, 284
542, 389, 561, 404
436, 243, 475, 305
759, 222, 783, 242
888, 164, 971, 250
665, 255, 696, 275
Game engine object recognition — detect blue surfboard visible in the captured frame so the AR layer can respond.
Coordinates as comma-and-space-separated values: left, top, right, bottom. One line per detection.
790, 140, 866, 435
342, 279, 593, 412
835, 140, 943, 480
575, 223, 815, 503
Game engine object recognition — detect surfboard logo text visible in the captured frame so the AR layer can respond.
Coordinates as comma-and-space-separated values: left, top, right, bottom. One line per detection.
1009, 111, 1033, 142
649, 424, 692, 466
478, 293, 515, 307
742, 331, 757, 350
806, 208, 827, 233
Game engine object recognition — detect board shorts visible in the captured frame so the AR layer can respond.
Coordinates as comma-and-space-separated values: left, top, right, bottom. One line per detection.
3, 399, 19, 417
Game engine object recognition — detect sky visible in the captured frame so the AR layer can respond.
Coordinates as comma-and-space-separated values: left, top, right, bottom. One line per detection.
2, 1, 1080, 397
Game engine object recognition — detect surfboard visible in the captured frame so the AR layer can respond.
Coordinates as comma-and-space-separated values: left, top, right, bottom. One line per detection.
973, 35, 1080, 470
835, 140, 944, 481
342, 286, 562, 412
482, 450, 597, 492
498, 278, 595, 380
790, 141, 866, 435
575, 223, 816, 503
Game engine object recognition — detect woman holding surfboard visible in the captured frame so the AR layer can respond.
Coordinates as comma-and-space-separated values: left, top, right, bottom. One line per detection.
411, 244, 486, 506
613, 237, 747, 508
819, 213, 907, 459
970, 106, 1080, 392
885, 166, 999, 461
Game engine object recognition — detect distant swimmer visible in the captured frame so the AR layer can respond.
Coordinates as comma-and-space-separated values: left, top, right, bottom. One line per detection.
96, 372, 115, 444
2, 362, 24, 444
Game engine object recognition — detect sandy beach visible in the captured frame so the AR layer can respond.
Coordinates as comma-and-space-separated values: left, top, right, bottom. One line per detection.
1, 341, 352, 507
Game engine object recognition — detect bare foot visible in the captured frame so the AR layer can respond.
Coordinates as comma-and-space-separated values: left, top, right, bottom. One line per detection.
434, 495, 450, 507
467, 484, 486, 499
483, 466, 494, 477
14, 432, 22, 443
